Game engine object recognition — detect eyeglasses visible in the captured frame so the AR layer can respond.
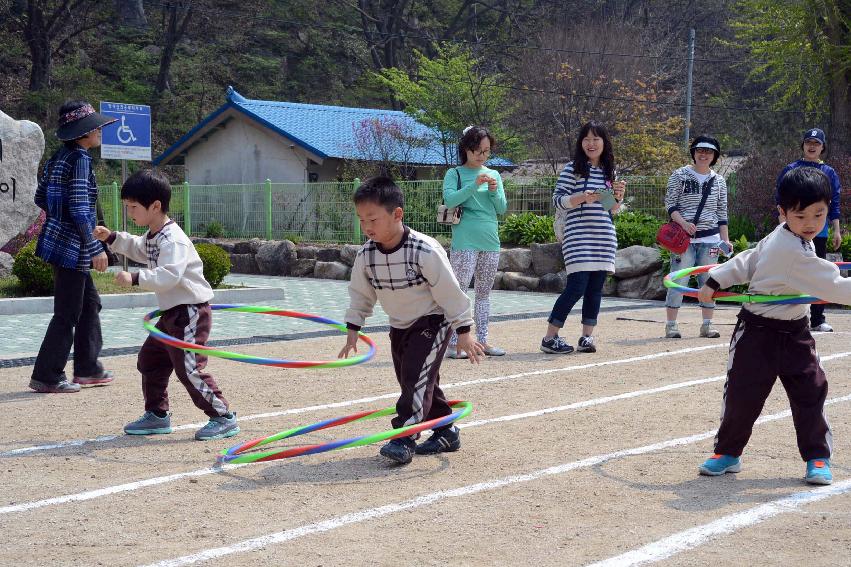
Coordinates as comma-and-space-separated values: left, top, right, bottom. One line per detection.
472, 148, 492, 157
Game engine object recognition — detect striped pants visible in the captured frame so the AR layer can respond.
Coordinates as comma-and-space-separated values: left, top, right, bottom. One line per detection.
389, 314, 452, 430
137, 303, 230, 418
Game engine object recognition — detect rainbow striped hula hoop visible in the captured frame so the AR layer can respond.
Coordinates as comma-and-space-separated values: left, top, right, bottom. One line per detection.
663, 263, 851, 305
218, 400, 473, 464
142, 304, 376, 368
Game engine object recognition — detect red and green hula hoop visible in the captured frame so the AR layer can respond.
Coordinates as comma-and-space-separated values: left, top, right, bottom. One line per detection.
142, 304, 375, 368
664, 263, 851, 305
218, 400, 472, 464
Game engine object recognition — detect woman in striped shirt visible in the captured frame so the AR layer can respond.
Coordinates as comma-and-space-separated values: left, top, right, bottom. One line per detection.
540, 121, 626, 354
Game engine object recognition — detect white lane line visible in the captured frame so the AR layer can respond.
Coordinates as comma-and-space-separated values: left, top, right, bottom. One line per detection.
140, 393, 851, 567
2, 351, 850, 517
586, 479, 851, 567
0, 343, 727, 457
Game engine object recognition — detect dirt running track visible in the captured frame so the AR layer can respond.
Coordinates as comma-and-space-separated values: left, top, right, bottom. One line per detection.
1, 305, 850, 566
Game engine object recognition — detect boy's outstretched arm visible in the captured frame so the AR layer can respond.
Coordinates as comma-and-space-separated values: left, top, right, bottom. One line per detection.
456, 330, 484, 364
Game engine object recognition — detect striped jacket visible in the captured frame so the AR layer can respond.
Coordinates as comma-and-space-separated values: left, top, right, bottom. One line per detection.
553, 162, 617, 275
34, 145, 103, 271
665, 166, 728, 238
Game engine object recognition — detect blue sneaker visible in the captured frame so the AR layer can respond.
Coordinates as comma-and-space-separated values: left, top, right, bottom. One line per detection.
540, 335, 575, 354
805, 458, 833, 485
195, 412, 240, 441
124, 411, 172, 435
699, 454, 742, 476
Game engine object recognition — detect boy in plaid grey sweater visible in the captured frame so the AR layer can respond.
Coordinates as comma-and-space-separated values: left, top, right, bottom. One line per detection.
339, 176, 483, 465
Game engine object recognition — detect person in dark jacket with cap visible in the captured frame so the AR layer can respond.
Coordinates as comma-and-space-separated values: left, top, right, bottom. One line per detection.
663, 135, 730, 339
775, 128, 842, 333
29, 100, 118, 393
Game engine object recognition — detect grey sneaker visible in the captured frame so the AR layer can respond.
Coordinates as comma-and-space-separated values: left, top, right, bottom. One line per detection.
29, 378, 80, 393
811, 322, 833, 332
73, 369, 114, 387
577, 335, 596, 353
195, 412, 239, 441
124, 411, 173, 435
540, 335, 575, 354
700, 322, 721, 338
665, 322, 682, 338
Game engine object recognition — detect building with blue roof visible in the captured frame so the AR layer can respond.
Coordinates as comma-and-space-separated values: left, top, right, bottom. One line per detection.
155, 87, 514, 184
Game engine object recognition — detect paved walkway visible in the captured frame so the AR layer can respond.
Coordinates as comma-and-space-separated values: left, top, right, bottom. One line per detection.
2, 274, 656, 360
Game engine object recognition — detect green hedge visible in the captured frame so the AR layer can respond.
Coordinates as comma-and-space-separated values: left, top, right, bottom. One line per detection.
196, 243, 231, 288
12, 240, 53, 296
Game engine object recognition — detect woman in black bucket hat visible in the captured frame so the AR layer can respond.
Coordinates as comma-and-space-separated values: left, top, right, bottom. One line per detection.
29, 100, 117, 393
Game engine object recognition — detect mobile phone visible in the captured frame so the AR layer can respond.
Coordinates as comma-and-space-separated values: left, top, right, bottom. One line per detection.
718, 241, 733, 256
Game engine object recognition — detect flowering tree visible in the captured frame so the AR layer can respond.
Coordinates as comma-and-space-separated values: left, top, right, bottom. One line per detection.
343, 116, 433, 179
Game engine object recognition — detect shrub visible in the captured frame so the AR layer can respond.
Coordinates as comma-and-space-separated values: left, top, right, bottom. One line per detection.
613, 211, 662, 248
498, 213, 555, 245
726, 213, 757, 242
204, 219, 224, 238
195, 243, 231, 288
12, 240, 53, 296
730, 150, 796, 239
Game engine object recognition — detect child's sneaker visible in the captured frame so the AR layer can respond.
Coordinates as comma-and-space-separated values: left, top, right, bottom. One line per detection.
811, 322, 834, 332
379, 436, 416, 464
73, 369, 114, 387
698, 454, 742, 476
29, 378, 81, 393
577, 335, 596, 353
195, 412, 239, 440
665, 322, 681, 339
415, 426, 461, 455
124, 411, 173, 435
700, 322, 721, 338
805, 458, 832, 485
540, 335, 575, 354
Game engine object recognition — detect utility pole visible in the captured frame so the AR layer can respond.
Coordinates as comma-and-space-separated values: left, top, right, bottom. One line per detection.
684, 28, 695, 148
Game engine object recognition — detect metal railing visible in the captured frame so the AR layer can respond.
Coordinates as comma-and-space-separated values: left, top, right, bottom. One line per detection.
99, 175, 684, 243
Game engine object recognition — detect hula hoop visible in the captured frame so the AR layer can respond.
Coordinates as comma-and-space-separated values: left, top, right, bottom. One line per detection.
663, 264, 851, 305
218, 400, 472, 464
142, 304, 375, 368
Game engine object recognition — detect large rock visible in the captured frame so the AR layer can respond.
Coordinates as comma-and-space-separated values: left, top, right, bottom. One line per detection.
215, 241, 235, 254
297, 245, 318, 259
255, 240, 297, 276
314, 261, 351, 280
316, 247, 341, 262
615, 245, 662, 279
291, 258, 317, 277
616, 268, 667, 300
538, 271, 567, 293
0, 111, 44, 249
229, 253, 259, 274
498, 248, 532, 273
0, 251, 13, 278
501, 271, 540, 292
530, 243, 564, 276
232, 238, 263, 254
340, 244, 360, 266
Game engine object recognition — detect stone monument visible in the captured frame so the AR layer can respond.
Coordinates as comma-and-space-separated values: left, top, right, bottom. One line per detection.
0, 110, 45, 250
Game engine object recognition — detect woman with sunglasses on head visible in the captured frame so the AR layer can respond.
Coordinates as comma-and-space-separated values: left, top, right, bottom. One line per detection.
442, 126, 508, 359
663, 135, 730, 340
540, 121, 626, 354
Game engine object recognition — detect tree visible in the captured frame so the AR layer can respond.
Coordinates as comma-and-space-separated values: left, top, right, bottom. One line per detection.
376, 43, 521, 164
154, 1, 192, 106
11, 0, 110, 90
343, 116, 433, 179
730, 0, 851, 154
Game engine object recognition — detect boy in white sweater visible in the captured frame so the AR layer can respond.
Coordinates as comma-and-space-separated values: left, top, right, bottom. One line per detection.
696, 167, 850, 485
339, 176, 483, 465
93, 169, 238, 441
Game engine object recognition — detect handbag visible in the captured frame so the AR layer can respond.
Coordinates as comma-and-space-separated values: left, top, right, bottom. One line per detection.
656, 175, 715, 254
436, 169, 463, 225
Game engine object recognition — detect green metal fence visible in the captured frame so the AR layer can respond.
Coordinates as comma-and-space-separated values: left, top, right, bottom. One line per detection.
99, 175, 679, 243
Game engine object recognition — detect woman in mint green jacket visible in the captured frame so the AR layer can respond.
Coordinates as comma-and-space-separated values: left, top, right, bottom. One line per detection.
443, 126, 508, 358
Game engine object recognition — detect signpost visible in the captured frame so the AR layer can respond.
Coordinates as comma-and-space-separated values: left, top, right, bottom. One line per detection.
99, 102, 152, 269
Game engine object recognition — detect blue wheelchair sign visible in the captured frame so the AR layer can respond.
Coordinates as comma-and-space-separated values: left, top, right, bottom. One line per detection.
100, 102, 151, 161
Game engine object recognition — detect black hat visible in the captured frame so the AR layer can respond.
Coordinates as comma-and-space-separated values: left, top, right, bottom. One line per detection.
55, 102, 118, 141
689, 135, 721, 166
